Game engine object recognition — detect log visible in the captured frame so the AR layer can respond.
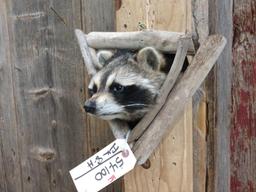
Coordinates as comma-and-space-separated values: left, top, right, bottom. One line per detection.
128, 37, 190, 142
75, 29, 96, 76
86, 30, 195, 54
132, 35, 227, 165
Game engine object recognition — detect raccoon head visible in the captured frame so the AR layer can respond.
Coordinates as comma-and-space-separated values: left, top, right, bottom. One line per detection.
84, 47, 166, 121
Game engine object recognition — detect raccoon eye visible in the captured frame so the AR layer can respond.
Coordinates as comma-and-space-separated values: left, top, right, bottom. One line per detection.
110, 83, 124, 93
88, 84, 97, 96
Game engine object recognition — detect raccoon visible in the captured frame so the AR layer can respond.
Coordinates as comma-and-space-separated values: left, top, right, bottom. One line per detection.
84, 47, 169, 139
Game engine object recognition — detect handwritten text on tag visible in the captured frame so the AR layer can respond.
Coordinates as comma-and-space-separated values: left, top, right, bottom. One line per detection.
70, 139, 136, 192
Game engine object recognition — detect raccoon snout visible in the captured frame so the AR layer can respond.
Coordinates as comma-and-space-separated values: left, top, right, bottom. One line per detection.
84, 101, 96, 114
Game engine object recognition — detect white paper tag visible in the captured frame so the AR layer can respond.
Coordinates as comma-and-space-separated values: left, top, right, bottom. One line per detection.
70, 139, 136, 192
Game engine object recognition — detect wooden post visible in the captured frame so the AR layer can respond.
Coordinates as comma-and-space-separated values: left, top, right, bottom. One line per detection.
116, 0, 193, 191
207, 0, 233, 191
231, 0, 256, 191
191, 1, 209, 191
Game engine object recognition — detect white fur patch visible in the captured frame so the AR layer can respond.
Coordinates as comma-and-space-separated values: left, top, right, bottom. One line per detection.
106, 73, 116, 88
95, 94, 125, 119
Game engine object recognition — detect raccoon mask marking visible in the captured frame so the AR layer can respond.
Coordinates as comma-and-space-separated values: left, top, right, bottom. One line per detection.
84, 47, 167, 123
82, 46, 190, 139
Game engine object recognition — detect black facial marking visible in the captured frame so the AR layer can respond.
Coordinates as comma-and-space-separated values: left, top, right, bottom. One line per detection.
109, 82, 124, 93
88, 84, 97, 97
110, 82, 155, 112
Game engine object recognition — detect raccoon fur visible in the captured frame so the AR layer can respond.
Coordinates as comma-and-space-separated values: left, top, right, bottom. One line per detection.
84, 47, 173, 139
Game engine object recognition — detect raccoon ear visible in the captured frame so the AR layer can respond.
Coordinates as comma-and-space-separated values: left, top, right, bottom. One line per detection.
97, 50, 114, 69
137, 47, 164, 71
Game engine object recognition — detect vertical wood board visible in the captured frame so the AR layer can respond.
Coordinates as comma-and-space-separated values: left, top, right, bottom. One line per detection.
116, 0, 193, 191
0, 1, 23, 191
81, 1, 123, 191
191, 0, 208, 191
207, 0, 233, 191
231, 0, 256, 191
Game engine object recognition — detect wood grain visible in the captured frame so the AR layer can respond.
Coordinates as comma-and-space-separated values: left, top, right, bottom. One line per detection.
231, 0, 256, 191
75, 29, 96, 76
125, 103, 193, 192
0, 1, 23, 191
133, 35, 226, 164
86, 31, 195, 54
191, 1, 209, 191
0, 0, 85, 191
207, 0, 233, 191
116, 0, 191, 32
117, 0, 194, 191
81, 1, 124, 192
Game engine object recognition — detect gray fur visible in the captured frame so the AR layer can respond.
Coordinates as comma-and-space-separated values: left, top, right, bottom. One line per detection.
85, 47, 167, 139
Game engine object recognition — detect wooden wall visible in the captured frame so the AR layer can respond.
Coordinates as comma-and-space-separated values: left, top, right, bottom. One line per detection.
0, 0, 241, 192
231, 0, 256, 191
207, 0, 233, 191
0, 0, 122, 191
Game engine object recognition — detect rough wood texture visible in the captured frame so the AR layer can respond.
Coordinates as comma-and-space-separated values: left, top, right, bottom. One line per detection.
207, 0, 233, 192
133, 35, 226, 164
128, 38, 190, 143
191, 1, 209, 191
0, 0, 121, 192
231, 0, 256, 191
117, 1, 194, 191
81, 1, 124, 192
75, 29, 96, 76
192, 91, 207, 192
116, 0, 191, 32
86, 31, 195, 54
0, 1, 23, 191
125, 103, 193, 192
81, 0, 116, 155
0, 1, 85, 191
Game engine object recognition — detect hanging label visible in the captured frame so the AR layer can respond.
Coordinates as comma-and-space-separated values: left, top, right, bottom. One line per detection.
70, 139, 136, 192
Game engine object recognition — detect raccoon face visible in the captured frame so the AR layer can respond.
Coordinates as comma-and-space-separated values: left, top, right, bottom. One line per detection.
84, 47, 166, 121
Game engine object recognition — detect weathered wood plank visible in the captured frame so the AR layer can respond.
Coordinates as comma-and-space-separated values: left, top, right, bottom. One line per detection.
75, 29, 96, 76
5, 0, 86, 191
0, 0, 92, 191
231, 0, 256, 191
207, 0, 233, 191
116, 0, 191, 32
0, 1, 23, 192
117, 1, 194, 191
133, 35, 226, 165
191, 1, 209, 191
81, 1, 124, 192
85, 31, 195, 54
125, 103, 193, 192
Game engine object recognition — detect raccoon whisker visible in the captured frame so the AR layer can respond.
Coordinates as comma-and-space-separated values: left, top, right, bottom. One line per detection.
99, 112, 119, 116
121, 104, 151, 108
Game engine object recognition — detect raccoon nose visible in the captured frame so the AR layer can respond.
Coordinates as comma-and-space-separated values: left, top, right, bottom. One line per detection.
84, 101, 96, 114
